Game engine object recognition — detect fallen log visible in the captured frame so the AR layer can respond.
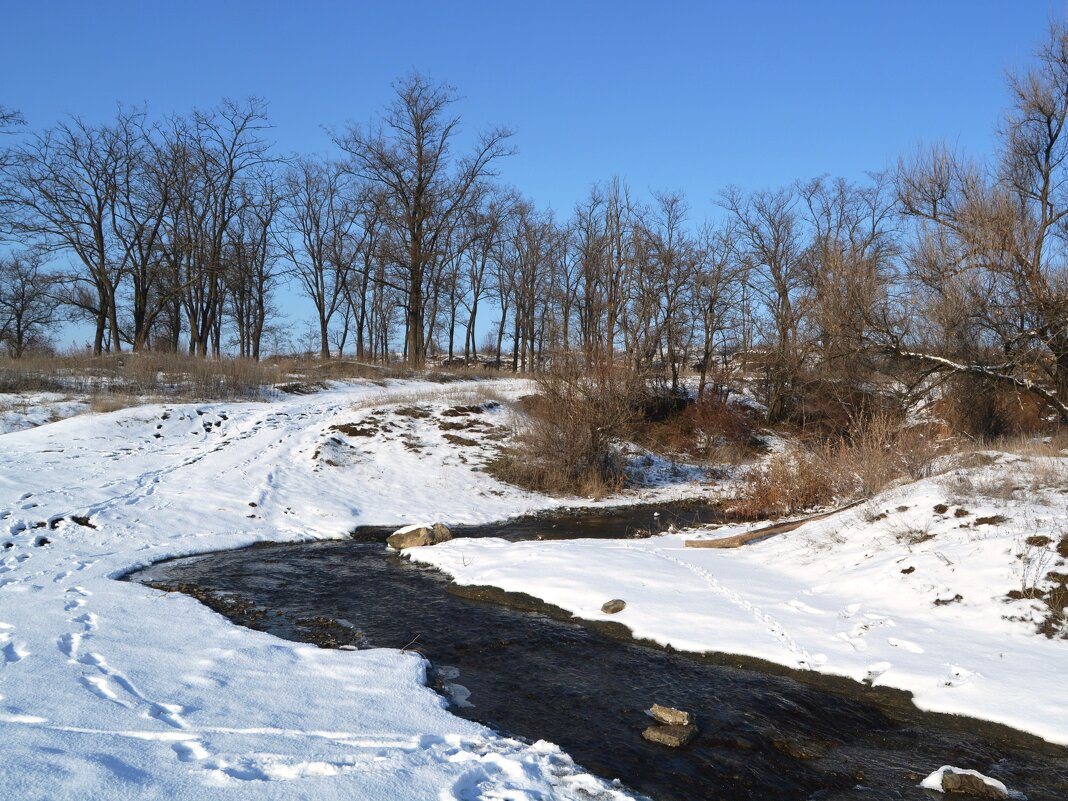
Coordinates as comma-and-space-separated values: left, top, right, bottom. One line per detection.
684, 500, 866, 549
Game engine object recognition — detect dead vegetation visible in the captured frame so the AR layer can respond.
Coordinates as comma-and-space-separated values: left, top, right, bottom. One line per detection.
0, 352, 493, 405
730, 412, 942, 519
635, 394, 762, 464
488, 360, 646, 497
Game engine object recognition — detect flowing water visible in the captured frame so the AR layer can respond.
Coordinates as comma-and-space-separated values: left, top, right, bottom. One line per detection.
129, 504, 1068, 801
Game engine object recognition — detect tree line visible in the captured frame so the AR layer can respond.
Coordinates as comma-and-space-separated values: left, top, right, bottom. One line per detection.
3, 21, 1068, 425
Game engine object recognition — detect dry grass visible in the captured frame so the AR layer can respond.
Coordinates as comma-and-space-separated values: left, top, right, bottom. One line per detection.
636, 394, 762, 465
0, 352, 496, 405
731, 414, 943, 519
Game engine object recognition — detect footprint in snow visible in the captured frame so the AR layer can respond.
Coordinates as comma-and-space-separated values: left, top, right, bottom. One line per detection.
840, 603, 861, 618
864, 661, 892, 683
2, 640, 29, 665
80, 674, 131, 707
172, 740, 209, 762
943, 665, 981, 687
58, 632, 81, 661
786, 599, 823, 615
835, 631, 867, 652
887, 637, 924, 654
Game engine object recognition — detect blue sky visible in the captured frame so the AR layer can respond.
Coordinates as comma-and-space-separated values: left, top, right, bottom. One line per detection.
2, 1, 1065, 349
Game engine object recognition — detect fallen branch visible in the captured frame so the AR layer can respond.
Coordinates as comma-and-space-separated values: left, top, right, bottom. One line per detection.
684, 500, 866, 549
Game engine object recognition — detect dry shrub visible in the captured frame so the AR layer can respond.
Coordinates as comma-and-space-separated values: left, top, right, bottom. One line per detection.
490, 358, 646, 496
638, 394, 759, 464
938, 376, 1049, 439
88, 393, 143, 414
731, 447, 835, 520
0, 353, 283, 399
0, 352, 479, 403
732, 413, 943, 519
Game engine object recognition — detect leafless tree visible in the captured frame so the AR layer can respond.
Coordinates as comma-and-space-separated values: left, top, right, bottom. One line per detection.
6, 116, 125, 352
226, 171, 283, 359
280, 158, 355, 358
335, 73, 513, 367
888, 20, 1068, 421
721, 185, 807, 421
0, 250, 57, 357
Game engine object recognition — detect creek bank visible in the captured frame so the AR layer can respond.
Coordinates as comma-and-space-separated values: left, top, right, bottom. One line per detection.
128, 508, 1068, 801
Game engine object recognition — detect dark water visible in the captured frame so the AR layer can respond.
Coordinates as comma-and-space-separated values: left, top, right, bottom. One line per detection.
349, 501, 727, 543
130, 506, 1068, 801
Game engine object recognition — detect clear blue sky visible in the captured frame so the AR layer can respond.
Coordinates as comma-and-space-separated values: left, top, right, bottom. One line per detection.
3, 1, 1065, 349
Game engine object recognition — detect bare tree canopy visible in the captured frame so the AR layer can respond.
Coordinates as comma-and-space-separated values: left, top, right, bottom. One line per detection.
335, 73, 513, 368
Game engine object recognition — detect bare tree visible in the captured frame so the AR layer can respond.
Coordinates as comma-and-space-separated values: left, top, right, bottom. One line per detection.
336, 73, 513, 368
0, 250, 57, 357
170, 99, 273, 356
6, 116, 125, 353
226, 172, 283, 359
721, 185, 807, 421
280, 158, 354, 358
888, 20, 1068, 421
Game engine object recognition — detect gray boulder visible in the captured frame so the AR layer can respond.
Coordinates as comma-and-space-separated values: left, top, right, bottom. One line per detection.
387, 522, 452, 549
642, 724, 698, 748
941, 769, 1008, 799
649, 703, 693, 726
601, 599, 626, 614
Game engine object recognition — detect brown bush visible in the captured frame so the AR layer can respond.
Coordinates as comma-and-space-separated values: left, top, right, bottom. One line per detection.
489, 359, 647, 496
938, 376, 1049, 438
731, 447, 836, 520
637, 394, 759, 464
731, 413, 943, 519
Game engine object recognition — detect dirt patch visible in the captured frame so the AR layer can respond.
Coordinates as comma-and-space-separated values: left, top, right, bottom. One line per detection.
1007, 569, 1068, 639
395, 406, 433, 419
443, 433, 479, 448
330, 422, 377, 437
974, 515, 1009, 527
278, 381, 328, 395
441, 402, 499, 418
438, 419, 480, 432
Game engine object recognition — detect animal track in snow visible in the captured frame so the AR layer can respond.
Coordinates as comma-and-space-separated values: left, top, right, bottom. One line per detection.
786, 599, 823, 615
172, 740, 209, 762
942, 664, 981, 687
888, 637, 924, 654
2, 640, 29, 665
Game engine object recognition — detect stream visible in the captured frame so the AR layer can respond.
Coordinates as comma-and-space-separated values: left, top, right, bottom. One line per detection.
129, 503, 1068, 801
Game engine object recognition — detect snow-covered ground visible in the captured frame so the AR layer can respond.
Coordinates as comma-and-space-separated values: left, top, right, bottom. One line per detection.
0, 392, 90, 434
412, 453, 1068, 746
2, 377, 1064, 799
1, 379, 706, 801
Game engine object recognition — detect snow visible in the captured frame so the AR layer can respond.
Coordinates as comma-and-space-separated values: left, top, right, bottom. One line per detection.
410, 454, 1068, 746
0, 391, 89, 434
0, 379, 661, 800
921, 765, 1024, 798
